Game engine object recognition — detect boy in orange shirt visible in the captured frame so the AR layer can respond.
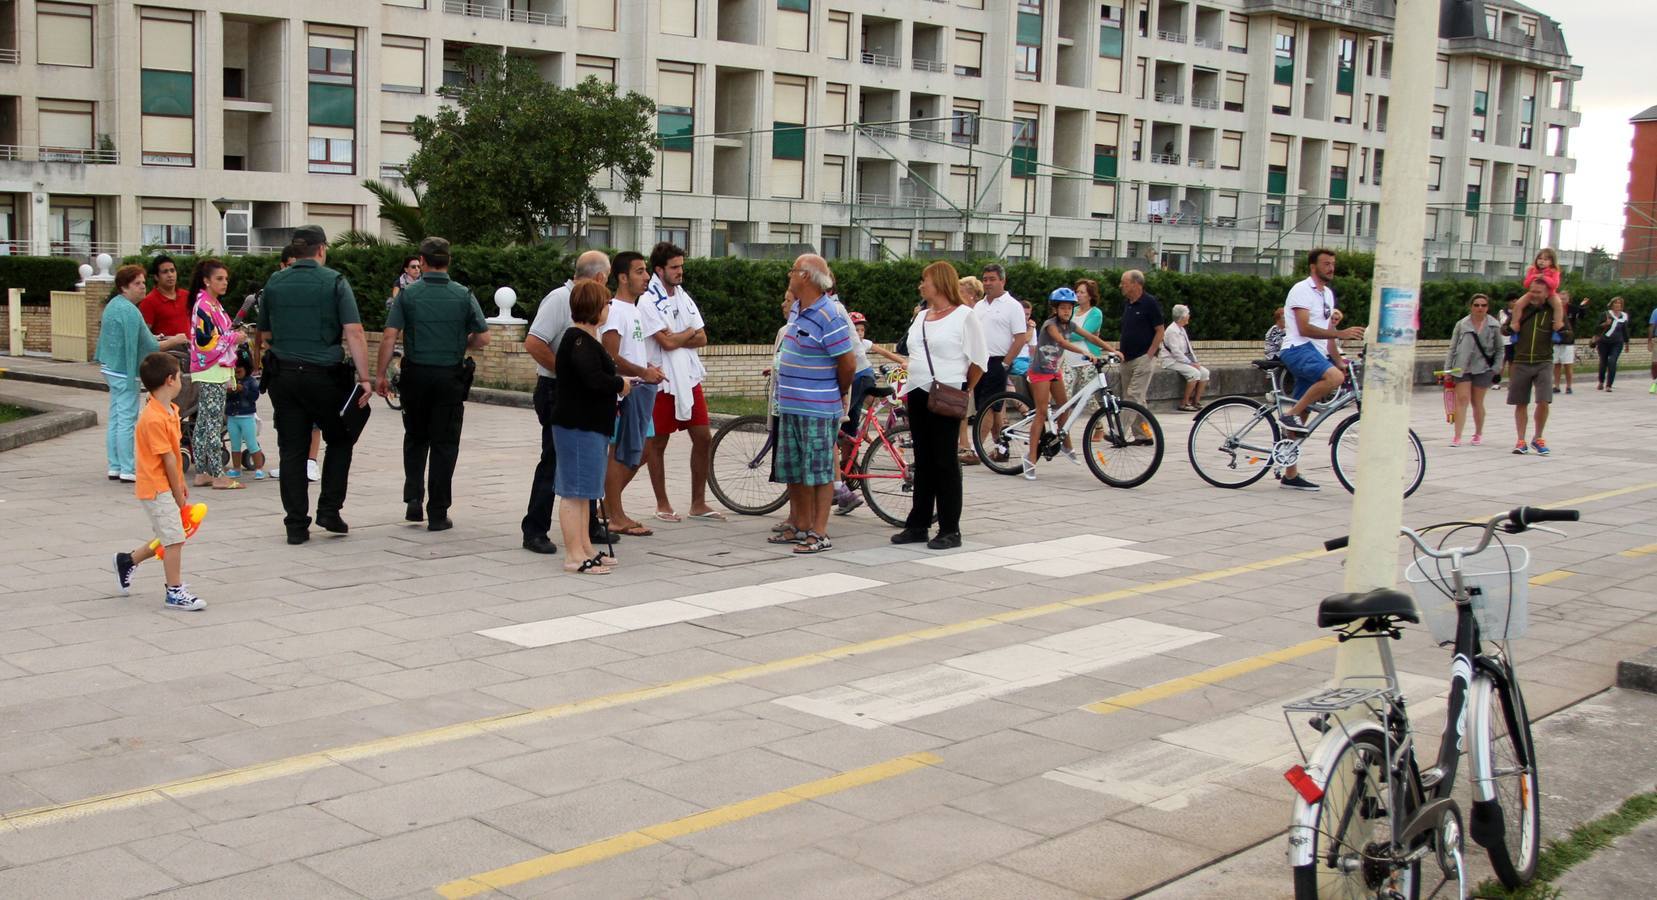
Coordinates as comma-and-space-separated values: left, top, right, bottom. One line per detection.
113, 352, 205, 610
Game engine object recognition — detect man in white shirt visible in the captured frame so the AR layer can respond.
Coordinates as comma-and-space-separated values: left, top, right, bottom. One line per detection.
1277, 247, 1365, 491
972, 264, 1028, 458
520, 250, 616, 551
639, 241, 723, 522
600, 251, 666, 535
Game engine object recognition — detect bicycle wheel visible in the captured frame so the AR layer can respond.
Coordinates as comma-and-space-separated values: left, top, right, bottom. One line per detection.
859, 424, 917, 528
1292, 731, 1421, 900
1328, 414, 1426, 498
385, 369, 403, 411
1472, 673, 1540, 888
971, 391, 1034, 476
1188, 396, 1280, 489
1081, 399, 1163, 488
708, 415, 788, 516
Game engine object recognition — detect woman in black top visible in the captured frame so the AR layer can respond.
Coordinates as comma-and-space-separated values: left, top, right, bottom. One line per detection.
553, 281, 634, 574
1596, 296, 1631, 392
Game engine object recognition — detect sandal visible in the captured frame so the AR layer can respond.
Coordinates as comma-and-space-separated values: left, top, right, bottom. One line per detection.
212, 479, 246, 490
589, 552, 618, 568
771, 520, 795, 533
768, 525, 804, 544
793, 532, 833, 554
958, 449, 981, 465
563, 558, 613, 575
615, 523, 654, 537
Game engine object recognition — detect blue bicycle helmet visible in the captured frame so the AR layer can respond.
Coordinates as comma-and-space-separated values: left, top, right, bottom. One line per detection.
1048, 287, 1078, 305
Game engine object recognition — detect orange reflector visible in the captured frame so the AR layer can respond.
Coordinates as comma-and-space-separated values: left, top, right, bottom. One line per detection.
1285, 765, 1324, 804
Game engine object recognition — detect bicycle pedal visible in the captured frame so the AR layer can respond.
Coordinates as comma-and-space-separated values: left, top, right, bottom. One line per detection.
1419, 767, 1444, 790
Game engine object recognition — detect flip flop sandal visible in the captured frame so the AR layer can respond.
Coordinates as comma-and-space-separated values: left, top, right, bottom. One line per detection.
212, 480, 246, 490
616, 523, 654, 537
768, 527, 803, 544
770, 521, 793, 533
793, 533, 832, 554
687, 510, 728, 522
589, 553, 619, 568
653, 511, 682, 523
564, 558, 613, 575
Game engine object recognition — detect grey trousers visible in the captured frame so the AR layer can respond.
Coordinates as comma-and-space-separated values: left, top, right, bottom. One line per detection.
1116, 354, 1156, 432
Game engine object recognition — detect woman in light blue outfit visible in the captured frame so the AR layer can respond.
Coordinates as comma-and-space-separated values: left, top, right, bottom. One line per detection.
95, 265, 184, 481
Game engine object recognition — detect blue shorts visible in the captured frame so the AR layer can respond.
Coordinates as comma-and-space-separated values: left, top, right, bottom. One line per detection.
1281, 342, 1333, 400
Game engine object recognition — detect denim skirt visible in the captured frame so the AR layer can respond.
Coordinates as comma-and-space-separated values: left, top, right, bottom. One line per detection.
552, 425, 609, 500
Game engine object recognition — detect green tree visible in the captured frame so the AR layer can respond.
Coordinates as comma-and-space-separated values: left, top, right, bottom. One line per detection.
1583, 246, 1617, 283
406, 48, 657, 245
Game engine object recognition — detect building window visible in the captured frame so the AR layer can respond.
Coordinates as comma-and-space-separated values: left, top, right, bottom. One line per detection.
1465, 161, 1483, 212
578, 0, 616, 31
38, 98, 94, 157
1224, 72, 1245, 112
381, 121, 416, 177
1011, 106, 1039, 178
1226, 13, 1247, 53
381, 36, 425, 93
657, 62, 696, 193
309, 27, 357, 174
822, 155, 846, 203
821, 227, 843, 259
49, 197, 97, 255
576, 55, 616, 85
1431, 105, 1446, 140
140, 198, 195, 250
951, 99, 980, 145
1098, 5, 1123, 58
1428, 156, 1442, 192
656, 218, 690, 250
1514, 170, 1530, 217
37, 2, 94, 68
140, 10, 195, 167
1273, 31, 1294, 85
1220, 130, 1242, 170
771, 74, 807, 199
1016, 0, 1042, 81
825, 82, 849, 132
306, 203, 356, 241
954, 30, 983, 77
951, 165, 980, 208
1435, 54, 1449, 89
661, 0, 696, 38
826, 10, 850, 60
777, 0, 809, 51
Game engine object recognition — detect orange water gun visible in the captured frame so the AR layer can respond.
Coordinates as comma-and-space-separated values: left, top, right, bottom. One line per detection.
149, 502, 208, 558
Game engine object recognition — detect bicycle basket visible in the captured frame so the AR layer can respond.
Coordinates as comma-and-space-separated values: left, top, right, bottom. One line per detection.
1404, 545, 1530, 642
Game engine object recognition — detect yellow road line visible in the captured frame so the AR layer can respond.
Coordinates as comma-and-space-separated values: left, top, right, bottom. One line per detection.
6, 481, 1654, 832
1529, 569, 1574, 586
434, 752, 942, 899
1620, 543, 1657, 558
1084, 636, 1339, 715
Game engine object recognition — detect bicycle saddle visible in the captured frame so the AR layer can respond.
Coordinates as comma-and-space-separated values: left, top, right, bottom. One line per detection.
1317, 588, 1420, 627
1252, 359, 1286, 371
866, 384, 895, 399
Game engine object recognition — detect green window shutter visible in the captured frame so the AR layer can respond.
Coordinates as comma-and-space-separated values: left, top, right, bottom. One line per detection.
1098, 24, 1123, 58
778, 0, 810, 10
308, 82, 355, 127
1274, 54, 1293, 85
1012, 144, 1038, 178
1514, 199, 1527, 216
1473, 91, 1488, 116
1520, 97, 1534, 123
1465, 187, 1480, 212
1329, 176, 1347, 200
1093, 150, 1117, 181
1336, 65, 1354, 94
1267, 169, 1287, 195
142, 70, 194, 117
658, 111, 694, 151
1017, 13, 1042, 47
772, 122, 805, 159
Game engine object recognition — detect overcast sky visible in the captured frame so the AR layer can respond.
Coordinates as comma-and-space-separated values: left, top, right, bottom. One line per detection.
1526, 1, 1645, 254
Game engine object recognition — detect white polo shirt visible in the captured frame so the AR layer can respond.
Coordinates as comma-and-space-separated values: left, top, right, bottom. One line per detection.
974, 292, 1025, 358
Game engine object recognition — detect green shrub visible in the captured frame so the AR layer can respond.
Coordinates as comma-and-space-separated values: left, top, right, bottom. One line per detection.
0, 256, 83, 303
118, 249, 1657, 345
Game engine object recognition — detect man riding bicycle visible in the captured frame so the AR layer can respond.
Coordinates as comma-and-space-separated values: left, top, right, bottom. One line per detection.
1277, 248, 1366, 492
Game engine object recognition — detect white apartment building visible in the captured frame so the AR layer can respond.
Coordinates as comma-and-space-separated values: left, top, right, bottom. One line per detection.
0, 0, 1578, 275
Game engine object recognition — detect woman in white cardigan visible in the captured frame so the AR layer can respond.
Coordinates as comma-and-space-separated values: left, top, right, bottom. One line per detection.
1158, 304, 1211, 411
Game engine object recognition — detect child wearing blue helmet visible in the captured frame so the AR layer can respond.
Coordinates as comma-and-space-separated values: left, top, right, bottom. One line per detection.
1022, 287, 1115, 480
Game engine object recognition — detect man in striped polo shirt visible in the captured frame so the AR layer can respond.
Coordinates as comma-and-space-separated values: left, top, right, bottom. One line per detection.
773, 255, 856, 554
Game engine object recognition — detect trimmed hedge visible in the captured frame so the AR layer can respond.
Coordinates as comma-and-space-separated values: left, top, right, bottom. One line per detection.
0, 256, 83, 304
121, 249, 1657, 345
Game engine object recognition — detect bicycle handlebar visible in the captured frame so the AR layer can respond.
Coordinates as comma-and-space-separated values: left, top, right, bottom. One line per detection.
1322, 506, 1578, 557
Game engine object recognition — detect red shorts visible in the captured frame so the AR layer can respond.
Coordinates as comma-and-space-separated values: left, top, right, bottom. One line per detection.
652, 383, 710, 434
1027, 372, 1060, 383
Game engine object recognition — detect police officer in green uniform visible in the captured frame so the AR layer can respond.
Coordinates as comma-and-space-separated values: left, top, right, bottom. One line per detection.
256, 225, 375, 545
373, 237, 490, 532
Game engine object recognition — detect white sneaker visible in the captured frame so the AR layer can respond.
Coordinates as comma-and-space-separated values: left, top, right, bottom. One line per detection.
1021, 459, 1037, 481
306, 459, 321, 482
271, 467, 281, 479
164, 584, 205, 611
1059, 447, 1080, 464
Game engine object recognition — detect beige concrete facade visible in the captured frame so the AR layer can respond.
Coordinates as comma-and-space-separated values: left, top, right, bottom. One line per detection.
0, 0, 1577, 276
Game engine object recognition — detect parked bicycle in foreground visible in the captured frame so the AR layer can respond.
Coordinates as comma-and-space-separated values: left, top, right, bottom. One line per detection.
1188, 354, 1426, 497
1283, 505, 1575, 898
972, 355, 1164, 488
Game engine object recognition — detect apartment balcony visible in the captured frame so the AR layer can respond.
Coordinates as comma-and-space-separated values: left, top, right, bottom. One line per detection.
0, 145, 120, 165
1240, 0, 1394, 32
909, 124, 945, 143
862, 51, 900, 68
1191, 96, 1219, 111
1155, 91, 1184, 105
1192, 35, 1223, 50
1187, 157, 1216, 170
1157, 29, 1187, 44
0, 48, 19, 65
912, 58, 946, 74
443, 0, 566, 28
854, 191, 894, 206
1147, 152, 1181, 166
822, 190, 846, 204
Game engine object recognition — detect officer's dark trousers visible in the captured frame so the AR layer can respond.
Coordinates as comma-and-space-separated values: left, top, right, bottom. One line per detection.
399, 362, 466, 518
521, 375, 601, 540
269, 365, 369, 531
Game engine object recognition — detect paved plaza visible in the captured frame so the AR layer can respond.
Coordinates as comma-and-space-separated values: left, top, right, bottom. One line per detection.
0, 366, 1654, 899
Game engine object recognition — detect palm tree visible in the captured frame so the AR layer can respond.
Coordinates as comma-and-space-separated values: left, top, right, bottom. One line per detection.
333, 176, 430, 248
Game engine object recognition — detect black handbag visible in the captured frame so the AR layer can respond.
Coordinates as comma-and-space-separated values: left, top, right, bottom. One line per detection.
920, 314, 970, 419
